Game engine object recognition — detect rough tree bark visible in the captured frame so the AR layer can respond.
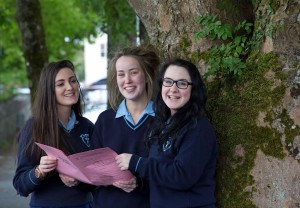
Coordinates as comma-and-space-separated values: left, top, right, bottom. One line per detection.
127, 0, 253, 59
14, 0, 48, 103
127, 0, 300, 207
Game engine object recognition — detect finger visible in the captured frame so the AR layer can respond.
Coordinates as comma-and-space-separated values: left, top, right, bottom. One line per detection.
40, 164, 56, 173
48, 156, 57, 160
113, 184, 121, 189
40, 161, 56, 167
115, 158, 122, 165
120, 166, 127, 171
116, 179, 135, 185
41, 156, 56, 163
115, 155, 121, 160
124, 188, 134, 193
118, 181, 132, 185
39, 164, 55, 172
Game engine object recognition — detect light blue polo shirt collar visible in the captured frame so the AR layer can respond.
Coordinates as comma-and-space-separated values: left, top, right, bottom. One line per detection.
116, 99, 155, 125
58, 110, 79, 132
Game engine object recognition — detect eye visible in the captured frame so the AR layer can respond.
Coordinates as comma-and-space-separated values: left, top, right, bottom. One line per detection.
55, 82, 64, 87
117, 73, 125, 77
164, 79, 173, 85
178, 81, 188, 88
131, 70, 139, 75
71, 79, 77, 83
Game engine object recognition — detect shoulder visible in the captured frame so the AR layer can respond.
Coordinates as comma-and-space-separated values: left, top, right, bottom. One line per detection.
92, 108, 116, 128
195, 116, 214, 128
194, 116, 216, 141
100, 108, 115, 116
20, 117, 33, 133
95, 108, 116, 122
78, 116, 94, 126
76, 116, 94, 134
18, 117, 33, 144
174, 116, 217, 151
181, 116, 215, 136
195, 116, 215, 132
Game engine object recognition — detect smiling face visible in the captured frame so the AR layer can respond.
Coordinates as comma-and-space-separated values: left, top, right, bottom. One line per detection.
55, 67, 79, 110
116, 56, 147, 103
162, 65, 192, 115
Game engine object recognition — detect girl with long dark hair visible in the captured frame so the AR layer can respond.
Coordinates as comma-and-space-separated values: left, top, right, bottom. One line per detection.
13, 60, 94, 208
116, 59, 218, 208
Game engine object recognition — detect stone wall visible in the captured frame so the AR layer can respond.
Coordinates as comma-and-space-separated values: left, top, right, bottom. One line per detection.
0, 94, 31, 143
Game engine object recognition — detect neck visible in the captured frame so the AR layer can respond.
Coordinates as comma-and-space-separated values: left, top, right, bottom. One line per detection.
126, 99, 148, 124
57, 106, 72, 125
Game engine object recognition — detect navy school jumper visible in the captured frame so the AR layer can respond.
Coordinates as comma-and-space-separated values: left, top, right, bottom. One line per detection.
91, 106, 154, 208
13, 116, 94, 207
129, 116, 218, 208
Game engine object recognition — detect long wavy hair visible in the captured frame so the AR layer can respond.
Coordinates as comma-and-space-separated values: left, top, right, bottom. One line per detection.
147, 58, 208, 147
24, 60, 83, 159
107, 44, 161, 110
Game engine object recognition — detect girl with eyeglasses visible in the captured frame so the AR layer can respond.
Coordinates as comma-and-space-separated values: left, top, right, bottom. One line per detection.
116, 58, 218, 208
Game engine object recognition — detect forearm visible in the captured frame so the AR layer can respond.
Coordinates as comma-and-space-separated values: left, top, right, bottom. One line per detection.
13, 166, 44, 197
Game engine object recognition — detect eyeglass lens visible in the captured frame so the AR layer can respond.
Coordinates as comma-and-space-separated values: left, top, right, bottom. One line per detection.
163, 78, 190, 89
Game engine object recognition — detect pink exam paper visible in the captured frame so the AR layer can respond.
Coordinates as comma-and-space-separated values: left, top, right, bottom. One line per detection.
35, 142, 133, 186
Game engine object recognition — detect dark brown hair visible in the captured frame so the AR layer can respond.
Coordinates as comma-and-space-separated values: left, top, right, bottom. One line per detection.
148, 58, 208, 147
24, 60, 83, 158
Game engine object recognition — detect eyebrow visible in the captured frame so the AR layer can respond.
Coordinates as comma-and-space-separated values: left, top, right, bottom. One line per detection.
164, 77, 190, 81
55, 75, 76, 82
117, 67, 139, 72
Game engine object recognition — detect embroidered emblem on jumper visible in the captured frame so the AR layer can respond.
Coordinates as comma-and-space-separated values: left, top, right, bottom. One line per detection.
80, 134, 90, 147
163, 140, 172, 151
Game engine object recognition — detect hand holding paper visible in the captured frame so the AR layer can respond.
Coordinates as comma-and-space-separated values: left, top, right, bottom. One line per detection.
35, 143, 133, 186
115, 153, 133, 170
38, 155, 57, 177
59, 174, 80, 187
113, 176, 137, 193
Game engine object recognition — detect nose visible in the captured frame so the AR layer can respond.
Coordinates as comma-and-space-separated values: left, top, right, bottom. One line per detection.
169, 83, 179, 92
66, 82, 74, 90
124, 74, 132, 83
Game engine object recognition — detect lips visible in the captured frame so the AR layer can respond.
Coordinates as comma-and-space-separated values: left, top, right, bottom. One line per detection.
168, 95, 180, 100
64, 92, 75, 97
124, 86, 136, 92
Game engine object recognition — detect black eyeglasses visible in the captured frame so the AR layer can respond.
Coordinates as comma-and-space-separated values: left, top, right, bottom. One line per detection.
162, 78, 192, 89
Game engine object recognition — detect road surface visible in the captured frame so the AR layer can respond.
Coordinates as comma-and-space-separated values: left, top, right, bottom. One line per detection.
0, 148, 29, 208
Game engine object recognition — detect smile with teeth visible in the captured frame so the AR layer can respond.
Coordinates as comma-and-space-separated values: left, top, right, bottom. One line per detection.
168, 95, 180, 100
125, 86, 135, 92
64, 93, 75, 97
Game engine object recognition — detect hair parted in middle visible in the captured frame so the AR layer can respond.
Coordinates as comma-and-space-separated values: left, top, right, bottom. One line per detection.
26, 60, 83, 158
107, 44, 161, 110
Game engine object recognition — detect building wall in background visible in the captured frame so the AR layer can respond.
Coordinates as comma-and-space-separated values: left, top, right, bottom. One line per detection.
84, 34, 108, 85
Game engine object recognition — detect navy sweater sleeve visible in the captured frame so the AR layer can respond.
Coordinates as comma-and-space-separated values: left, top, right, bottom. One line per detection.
13, 116, 95, 207
13, 119, 42, 197
129, 117, 218, 190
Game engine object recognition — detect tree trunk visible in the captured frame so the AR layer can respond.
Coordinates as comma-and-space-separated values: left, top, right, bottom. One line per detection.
127, 0, 253, 59
138, 18, 149, 44
127, 0, 300, 207
14, 0, 48, 103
